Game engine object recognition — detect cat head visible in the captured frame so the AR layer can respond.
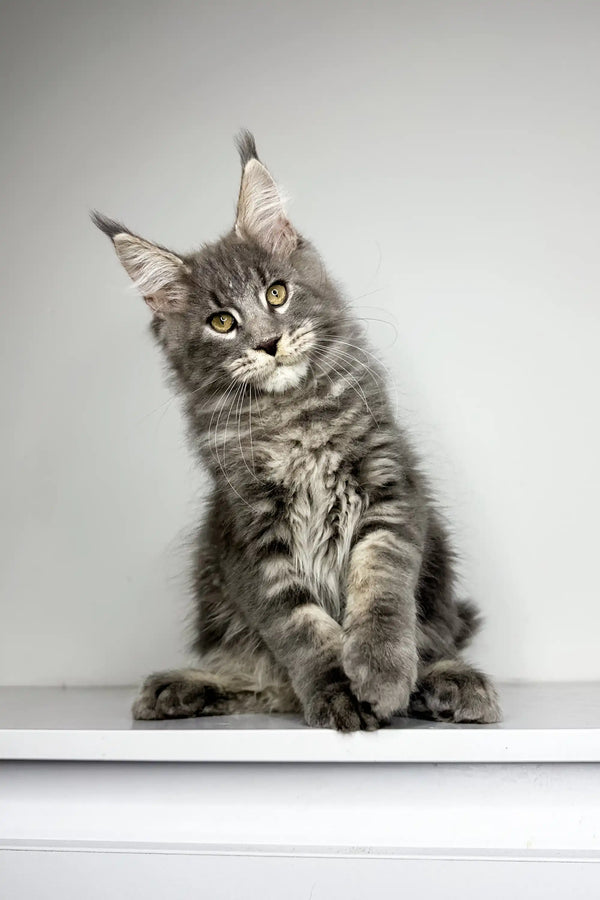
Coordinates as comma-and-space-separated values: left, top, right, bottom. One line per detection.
93, 132, 349, 396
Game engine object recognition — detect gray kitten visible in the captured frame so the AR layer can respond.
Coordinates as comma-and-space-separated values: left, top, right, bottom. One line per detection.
93, 132, 500, 731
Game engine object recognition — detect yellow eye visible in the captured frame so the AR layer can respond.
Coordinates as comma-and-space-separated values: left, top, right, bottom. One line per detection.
210, 312, 236, 333
266, 282, 288, 307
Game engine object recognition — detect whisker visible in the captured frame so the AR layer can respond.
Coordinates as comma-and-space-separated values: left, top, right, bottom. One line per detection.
316, 337, 401, 420
318, 336, 393, 373
215, 383, 255, 510
136, 370, 223, 424
248, 385, 257, 475
355, 316, 399, 347
208, 380, 238, 475
222, 383, 242, 465
236, 382, 262, 484
312, 350, 379, 428
313, 341, 383, 388
253, 382, 267, 426
136, 391, 180, 424
310, 357, 335, 391
342, 286, 387, 307
317, 337, 399, 404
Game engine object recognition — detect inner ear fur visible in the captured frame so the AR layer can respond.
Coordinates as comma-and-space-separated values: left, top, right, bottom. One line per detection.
235, 144, 298, 257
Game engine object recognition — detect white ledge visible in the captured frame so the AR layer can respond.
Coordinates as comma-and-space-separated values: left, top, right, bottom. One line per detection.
0, 682, 599, 763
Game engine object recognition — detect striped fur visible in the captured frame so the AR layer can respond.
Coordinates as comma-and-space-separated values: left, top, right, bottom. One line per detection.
95, 133, 500, 730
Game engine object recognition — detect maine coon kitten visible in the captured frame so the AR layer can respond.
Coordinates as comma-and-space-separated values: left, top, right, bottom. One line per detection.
93, 132, 501, 731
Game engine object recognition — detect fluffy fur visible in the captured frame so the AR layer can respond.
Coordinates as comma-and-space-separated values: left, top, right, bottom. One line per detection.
93, 133, 500, 731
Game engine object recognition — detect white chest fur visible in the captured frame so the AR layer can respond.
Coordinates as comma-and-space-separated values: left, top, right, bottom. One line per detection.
266, 442, 364, 620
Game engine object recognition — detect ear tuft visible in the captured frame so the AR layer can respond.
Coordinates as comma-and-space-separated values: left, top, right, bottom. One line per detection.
234, 136, 298, 258
235, 129, 259, 168
91, 210, 132, 241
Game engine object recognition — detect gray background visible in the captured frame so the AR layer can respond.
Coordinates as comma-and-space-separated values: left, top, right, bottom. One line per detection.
1, 0, 599, 686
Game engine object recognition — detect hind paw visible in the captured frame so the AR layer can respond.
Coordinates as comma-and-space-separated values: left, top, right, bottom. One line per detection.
410, 660, 502, 724
132, 669, 209, 720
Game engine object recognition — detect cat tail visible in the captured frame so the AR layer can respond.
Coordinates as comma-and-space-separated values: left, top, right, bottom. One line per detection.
454, 599, 482, 650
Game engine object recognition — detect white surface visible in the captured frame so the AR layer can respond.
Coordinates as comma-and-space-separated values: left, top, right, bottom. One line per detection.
2, 1, 600, 687
1, 850, 599, 900
1, 682, 600, 762
2, 760, 600, 897
3, 687, 600, 898
3, 760, 600, 851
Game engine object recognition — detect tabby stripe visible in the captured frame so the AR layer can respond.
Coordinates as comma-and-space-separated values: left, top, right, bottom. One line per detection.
352, 520, 400, 547
267, 584, 318, 615
253, 538, 292, 562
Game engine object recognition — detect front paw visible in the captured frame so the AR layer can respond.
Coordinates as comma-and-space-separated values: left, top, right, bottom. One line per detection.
342, 632, 418, 720
303, 670, 382, 732
132, 669, 208, 720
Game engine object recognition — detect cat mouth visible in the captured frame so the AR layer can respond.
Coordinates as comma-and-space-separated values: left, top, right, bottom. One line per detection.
262, 358, 310, 393
233, 352, 310, 393
228, 324, 316, 392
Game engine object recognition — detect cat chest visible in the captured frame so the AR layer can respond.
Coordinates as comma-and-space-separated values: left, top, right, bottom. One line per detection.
268, 446, 364, 615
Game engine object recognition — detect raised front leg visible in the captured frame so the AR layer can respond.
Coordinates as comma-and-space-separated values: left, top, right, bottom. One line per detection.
243, 537, 381, 732
342, 491, 424, 720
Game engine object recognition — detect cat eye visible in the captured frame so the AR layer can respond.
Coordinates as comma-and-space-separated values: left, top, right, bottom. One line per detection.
266, 282, 288, 307
209, 312, 236, 334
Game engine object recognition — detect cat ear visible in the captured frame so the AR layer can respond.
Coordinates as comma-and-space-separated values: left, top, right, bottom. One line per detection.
234, 131, 298, 258
91, 212, 189, 314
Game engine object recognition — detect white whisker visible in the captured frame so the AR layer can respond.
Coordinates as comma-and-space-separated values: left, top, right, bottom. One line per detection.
311, 349, 380, 428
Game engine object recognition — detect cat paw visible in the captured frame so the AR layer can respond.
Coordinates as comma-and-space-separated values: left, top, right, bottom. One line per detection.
132, 669, 208, 720
342, 633, 418, 720
409, 660, 502, 724
303, 672, 382, 732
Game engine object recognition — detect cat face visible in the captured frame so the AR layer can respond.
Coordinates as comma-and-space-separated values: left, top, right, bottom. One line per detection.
93, 132, 347, 397
173, 235, 340, 396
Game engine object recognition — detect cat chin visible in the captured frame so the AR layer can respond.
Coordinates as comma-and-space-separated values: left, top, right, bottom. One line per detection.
261, 359, 309, 394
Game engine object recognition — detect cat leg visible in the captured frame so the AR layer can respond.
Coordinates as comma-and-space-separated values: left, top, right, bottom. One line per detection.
253, 600, 381, 733
232, 514, 382, 732
409, 658, 502, 724
132, 666, 299, 721
342, 527, 421, 721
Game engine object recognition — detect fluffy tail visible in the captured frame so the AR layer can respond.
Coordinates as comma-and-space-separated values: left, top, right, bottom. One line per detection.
454, 599, 482, 651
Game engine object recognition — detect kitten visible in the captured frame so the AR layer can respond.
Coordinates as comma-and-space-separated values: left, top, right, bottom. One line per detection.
93, 132, 500, 731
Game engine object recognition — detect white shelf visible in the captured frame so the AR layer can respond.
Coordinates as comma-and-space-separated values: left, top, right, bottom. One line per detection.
1, 682, 599, 763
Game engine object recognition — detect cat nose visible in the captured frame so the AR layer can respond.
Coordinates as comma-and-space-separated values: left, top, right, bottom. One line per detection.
256, 335, 281, 357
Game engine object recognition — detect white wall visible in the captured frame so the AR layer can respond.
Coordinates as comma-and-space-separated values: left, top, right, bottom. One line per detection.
1, 0, 599, 686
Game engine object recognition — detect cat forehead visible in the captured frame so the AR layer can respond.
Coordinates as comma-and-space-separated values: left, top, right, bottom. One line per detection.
190, 237, 290, 294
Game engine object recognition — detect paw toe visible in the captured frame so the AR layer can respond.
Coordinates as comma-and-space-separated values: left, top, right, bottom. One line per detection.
131, 670, 206, 721
411, 664, 502, 724
305, 681, 383, 732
